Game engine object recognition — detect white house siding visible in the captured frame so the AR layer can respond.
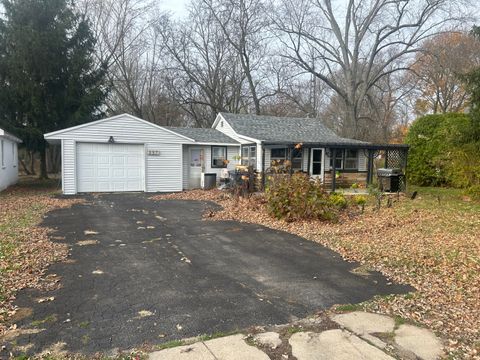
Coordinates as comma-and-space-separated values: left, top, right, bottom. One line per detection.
146, 143, 183, 192
182, 144, 240, 189
0, 137, 19, 191
49, 115, 190, 144
62, 139, 76, 195
214, 115, 258, 146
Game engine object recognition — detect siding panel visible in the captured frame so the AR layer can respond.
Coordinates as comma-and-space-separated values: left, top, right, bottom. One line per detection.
51, 115, 192, 144
146, 143, 183, 192
62, 139, 76, 195
0, 137, 19, 191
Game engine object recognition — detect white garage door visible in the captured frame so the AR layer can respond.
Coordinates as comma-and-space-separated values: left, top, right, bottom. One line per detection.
76, 143, 144, 192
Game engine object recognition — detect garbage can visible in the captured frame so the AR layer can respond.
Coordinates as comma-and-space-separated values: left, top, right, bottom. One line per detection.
377, 168, 403, 192
202, 173, 217, 189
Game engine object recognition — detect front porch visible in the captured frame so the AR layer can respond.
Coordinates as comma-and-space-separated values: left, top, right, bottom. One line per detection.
256, 142, 409, 192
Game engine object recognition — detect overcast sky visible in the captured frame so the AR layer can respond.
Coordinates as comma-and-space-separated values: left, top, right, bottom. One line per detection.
161, 0, 189, 17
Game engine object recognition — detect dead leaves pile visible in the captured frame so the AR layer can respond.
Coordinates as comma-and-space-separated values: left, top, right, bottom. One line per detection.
155, 189, 480, 359
0, 184, 82, 335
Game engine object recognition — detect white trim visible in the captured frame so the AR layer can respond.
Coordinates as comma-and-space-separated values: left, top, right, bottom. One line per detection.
61, 139, 65, 194
44, 113, 195, 142
0, 129, 22, 143
310, 148, 325, 183
193, 142, 241, 146
73, 140, 77, 194
143, 144, 147, 192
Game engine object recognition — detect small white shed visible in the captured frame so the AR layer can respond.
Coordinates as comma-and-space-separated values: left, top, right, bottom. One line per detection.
0, 128, 22, 191
44, 114, 240, 195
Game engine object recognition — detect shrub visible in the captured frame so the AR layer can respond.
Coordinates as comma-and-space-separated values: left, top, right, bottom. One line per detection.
353, 195, 367, 206
329, 192, 348, 208
405, 113, 469, 186
265, 173, 338, 221
466, 185, 480, 200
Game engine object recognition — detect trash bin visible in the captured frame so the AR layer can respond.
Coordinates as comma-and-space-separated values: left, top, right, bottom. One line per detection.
202, 173, 217, 189
377, 168, 403, 192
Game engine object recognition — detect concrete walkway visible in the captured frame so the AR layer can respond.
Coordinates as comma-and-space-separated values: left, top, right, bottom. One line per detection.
148, 312, 444, 360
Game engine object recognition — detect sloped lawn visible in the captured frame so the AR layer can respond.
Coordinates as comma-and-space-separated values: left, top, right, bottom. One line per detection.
154, 187, 480, 359
0, 177, 82, 334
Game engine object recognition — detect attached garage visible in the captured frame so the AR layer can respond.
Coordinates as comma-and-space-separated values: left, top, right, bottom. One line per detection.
44, 114, 240, 195
76, 143, 144, 192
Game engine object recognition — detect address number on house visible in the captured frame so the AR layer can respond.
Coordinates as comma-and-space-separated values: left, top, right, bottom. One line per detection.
147, 150, 161, 156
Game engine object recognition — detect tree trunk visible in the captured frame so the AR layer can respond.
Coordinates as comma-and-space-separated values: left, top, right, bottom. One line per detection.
39, 147, 48, 179
30, 151, 36, 175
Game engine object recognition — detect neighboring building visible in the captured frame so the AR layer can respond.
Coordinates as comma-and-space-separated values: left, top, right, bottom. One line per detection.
0, 128, 22, 191
44, 113, 408, 195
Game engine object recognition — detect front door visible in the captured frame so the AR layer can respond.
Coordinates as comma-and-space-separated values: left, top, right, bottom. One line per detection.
189, 148, 203, 189
310, 148, 324, 182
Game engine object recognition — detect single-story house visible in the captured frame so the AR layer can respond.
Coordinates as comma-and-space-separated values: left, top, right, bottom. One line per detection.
0, 128, 22, 191
44, 113, 408, 195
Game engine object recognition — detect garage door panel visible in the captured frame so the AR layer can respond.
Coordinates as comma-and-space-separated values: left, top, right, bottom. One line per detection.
97, 168, 110, 178
112, 168, 125, 177
76, 143, 144, 193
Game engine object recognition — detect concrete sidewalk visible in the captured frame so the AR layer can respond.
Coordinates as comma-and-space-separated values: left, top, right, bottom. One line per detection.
148, 312, 444, 360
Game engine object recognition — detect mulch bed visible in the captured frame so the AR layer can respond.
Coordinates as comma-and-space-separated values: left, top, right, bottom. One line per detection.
153, 190, 480, 359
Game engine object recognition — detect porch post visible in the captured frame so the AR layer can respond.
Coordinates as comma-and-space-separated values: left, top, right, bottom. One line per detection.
331, 148, 336, 191
367, 149, 374, 185
289, 145, 294, 175
261, 144, 266, 190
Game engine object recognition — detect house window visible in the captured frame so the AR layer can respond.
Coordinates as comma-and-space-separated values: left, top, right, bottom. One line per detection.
241, 145, 257, 169
270, 147, 302, 170
329, 150, 343, 169
270, 148, 287, 164
211, 146, 227, 168
344, 149, 358, 170
1, 140, 4, 168
291, 148, 303, 171
329, 149, 359, 170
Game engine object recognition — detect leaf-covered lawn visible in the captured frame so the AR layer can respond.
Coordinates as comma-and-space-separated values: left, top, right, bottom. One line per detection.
154, 187, 480, 359
0, 177, 82, 334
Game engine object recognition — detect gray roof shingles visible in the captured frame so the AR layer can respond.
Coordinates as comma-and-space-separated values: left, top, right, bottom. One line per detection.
219, 113, 368, 145
165, 126, 239, 144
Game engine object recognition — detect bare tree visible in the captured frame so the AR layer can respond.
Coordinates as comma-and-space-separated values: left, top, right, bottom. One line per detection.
275, 0, 468, 139
158, 2, 249, 126
77, 0, 184, 125
201, 0, 275, 114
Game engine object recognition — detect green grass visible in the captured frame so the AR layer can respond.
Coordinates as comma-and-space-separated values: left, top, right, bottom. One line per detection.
285, 326, 303, 334
405, 186, 480, 213
30, 314, 57, 327
199, 330, 238, 341
334, 303, 364, 312
155, 339, 185, 350
78, 321, 90, 329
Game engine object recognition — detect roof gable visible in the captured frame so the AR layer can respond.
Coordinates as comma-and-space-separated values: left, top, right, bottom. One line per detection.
44, 114, 194, 143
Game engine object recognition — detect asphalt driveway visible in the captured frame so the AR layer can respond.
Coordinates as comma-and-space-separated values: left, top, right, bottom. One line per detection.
7, 193, 411, 355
